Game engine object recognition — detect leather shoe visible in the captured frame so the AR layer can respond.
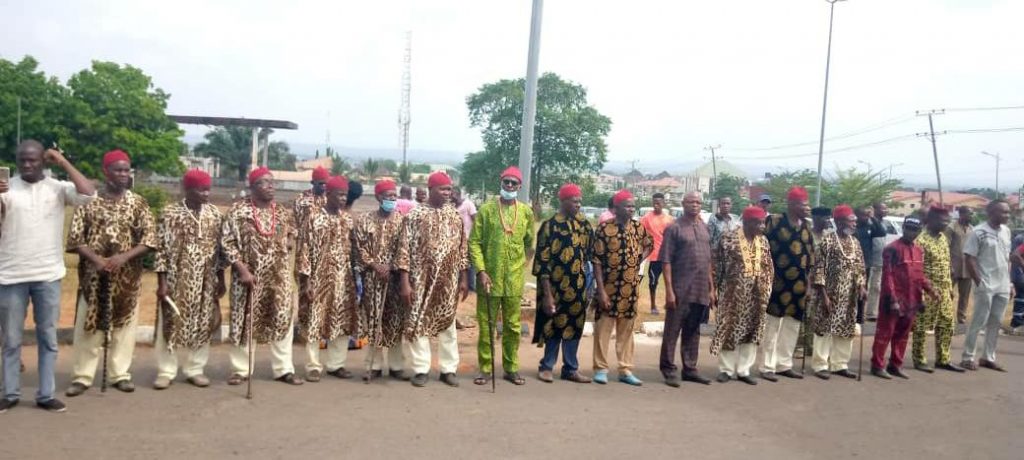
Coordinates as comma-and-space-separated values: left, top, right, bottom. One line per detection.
113, 380, 136, 393
663, 375, 681, 388
832, 369, 858, 379
760, 372, 778, 382
737, 375, 758, 385
411, 373, 428, 387
960, 360, 978, 371
936, 362, 966, 373
538, 370, 554, 383
716, 372, 731, 383
871, 367, 892, 379
979, 360, 1007, 372
390, 370, 411, 381
562, 372, 592, 384
777, 369, 804, 380
887, 366, 910, 379
275, 373, 304, 385
439, 372, 459, 387
682, 373, 711, 385
913, 363, 935, 373
187, 375, 211, 388
327, 368, 353, 379
814, 370, 831, 380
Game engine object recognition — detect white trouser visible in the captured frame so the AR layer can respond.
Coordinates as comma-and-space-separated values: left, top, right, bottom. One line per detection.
812, 334, 854, 372
305, 337, 350, 373
866, 267, 883, 318
962, 292, 1010, 363
228, 325, 295, 379
718, 343, 757, 377
71, 296, 138, 386
407, 321, 459, 375
760, 314, 801, 373
366, 343, 406, 372
154, 310, 209, 380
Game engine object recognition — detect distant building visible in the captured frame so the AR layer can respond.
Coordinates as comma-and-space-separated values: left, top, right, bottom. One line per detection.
593, 172, 623, 193
889, 190, 990, 216
634, 177, 685, 200
180, 156, 220, 178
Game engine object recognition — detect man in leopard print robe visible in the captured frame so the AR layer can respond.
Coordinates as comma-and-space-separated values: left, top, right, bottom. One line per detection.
152, 169, 225, 390
296, 175, 358, 382
221, 167, 303, 386
65, 150, 157, 397
353, 180, 407, 381
711, 206, 774, 385
809, 205, 867, 380
395, 172, 468, 388
293, 166, 329, 319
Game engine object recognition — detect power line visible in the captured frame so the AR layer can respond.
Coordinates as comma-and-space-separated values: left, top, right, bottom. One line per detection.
728, 133, 918, 160
732, 113, 915, 152
944, 105, 1024, 113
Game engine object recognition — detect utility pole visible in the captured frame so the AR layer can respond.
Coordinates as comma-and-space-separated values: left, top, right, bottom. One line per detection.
916, 109, 946, 206
704, 144, 721, 196
814, 0, 847, 207
517, 0, 544, 204
399, 31, 412, 172
981, 151, 1001, 195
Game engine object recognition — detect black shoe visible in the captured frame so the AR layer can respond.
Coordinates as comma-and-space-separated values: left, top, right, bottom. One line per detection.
112, 380, 135, 393
716, 372, 731, 383
760, 372, 778, 382
36, 399, 66, 413
913, 363, 935, 373
777, 369, 804, 380
65, 382, 88, 397
814, 370, 831, 380
936, 362, 966, 373
411, 373, 428, 387
832, 369, 858, 379
737, 375, 758, 386
682, 373, 711, 385
871, 367, 892, 380
389, 370, 411, 381
0, 398, 17, 413
439, 372, 459, 387
327, 368, 353, 379
664, 375, 681, 388
887, 366, 910, 379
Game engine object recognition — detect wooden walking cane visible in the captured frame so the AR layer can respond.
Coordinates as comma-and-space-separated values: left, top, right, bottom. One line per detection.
246, 287, 256, 399
486, 290, 496, 394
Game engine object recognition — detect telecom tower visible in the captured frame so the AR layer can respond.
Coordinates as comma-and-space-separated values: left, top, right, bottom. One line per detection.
398, 31, 412, 168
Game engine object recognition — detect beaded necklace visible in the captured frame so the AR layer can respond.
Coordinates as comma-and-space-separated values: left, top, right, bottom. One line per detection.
251, 201, 277, 237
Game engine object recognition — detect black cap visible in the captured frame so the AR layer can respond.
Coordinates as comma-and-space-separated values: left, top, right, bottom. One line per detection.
811, 207, 832, 217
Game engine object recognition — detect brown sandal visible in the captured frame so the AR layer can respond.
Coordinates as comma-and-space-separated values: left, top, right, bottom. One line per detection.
503, 372, 526, 386
227, 374, 248, 386
275, 373, 305, 385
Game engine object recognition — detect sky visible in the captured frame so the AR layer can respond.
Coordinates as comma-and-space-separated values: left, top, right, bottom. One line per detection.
2, 0, 1022, 189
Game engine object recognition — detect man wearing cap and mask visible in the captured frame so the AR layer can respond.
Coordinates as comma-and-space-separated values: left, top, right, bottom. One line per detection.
395, 171, 469, 388
871, 217, 937, 379
532, 183, 593, 384
711, 206, 774, 385
469, 166, 535, 386
222, 167, 303, 386
65, 150, 157, 397
592, 189, 652, 386
353, 180, 408, 381
296, 176, 359, 382
757, 194, 773, 214
811, 207, 833, 246
809, 204, 867, 380
294, 166, 330, 229
760, 186, 813, 382
912, 207, 964, 373
152, 169, 225, 390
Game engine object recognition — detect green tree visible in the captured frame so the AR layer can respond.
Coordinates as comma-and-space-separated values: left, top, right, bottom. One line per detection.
760, 169, 821, 213
0, 57, 67, 165
266, 140, 296, 171
194, 126, 254, 181
56, 61, 184, 177
411, 163, 431, 174
397, 162, 412, 184
463, 72, 612, 208
379, 158, 399, 172
362, 157, 381, 181
713, 173, 750, 209
823, 167, 902, 209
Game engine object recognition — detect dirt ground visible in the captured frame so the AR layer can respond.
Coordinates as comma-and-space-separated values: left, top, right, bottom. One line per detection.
5, 329, 1022, 459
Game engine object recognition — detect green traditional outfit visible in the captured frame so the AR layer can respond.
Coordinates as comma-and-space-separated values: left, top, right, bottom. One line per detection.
913, 230, 956, 366
469, 197, 534, 374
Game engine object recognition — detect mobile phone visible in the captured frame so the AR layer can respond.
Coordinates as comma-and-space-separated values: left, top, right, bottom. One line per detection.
0, 167, 10, 181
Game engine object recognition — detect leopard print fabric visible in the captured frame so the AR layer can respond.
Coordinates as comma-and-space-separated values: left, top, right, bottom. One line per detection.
710, 229, 774, 354
352, 210, 405, 348
66, 190, 157, 332
295, 206, 358, 342
154, 201, 224, 351
222, 199, 297, 345
393, 203, 467, 339
809, 231, 866, 338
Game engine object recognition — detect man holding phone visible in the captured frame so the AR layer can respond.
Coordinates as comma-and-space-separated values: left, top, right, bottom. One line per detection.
0, 140, 95, 414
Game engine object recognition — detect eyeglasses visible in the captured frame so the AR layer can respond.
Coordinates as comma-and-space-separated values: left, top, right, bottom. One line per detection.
502, 179, 520, 187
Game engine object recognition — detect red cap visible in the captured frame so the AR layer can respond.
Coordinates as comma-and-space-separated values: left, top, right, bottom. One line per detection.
312, 166, 330, 182
182, 169, 211, 189
558, 183, 582, 200
787, 186, 809, 202
427, 171, 452, 188
612, 189, 634, 206
741, 206, 767, 221
102, 150, 131, 171
375, 180, 397, 195
248, 166, 272, 186
500, 166, 523, 183
325, 175, 349, 192
833, 204, 854, 220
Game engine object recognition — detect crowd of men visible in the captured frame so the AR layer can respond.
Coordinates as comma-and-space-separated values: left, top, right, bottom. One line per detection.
0, 140, 1015, 415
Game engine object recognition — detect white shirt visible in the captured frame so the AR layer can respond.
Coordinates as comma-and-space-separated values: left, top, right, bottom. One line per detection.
963, 222, 1012, 295
0, 176, 95, 284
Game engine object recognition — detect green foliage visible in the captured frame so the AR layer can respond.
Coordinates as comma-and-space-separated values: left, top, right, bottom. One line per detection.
397, 162, 412, 184
362, 157, 381, 181
713, 173, 750, 209
194, 126, 253, 181
0, 57, 184, 177
958, 187, 1002, 200
761, 167, 902, 212
410, 163, 431, 174
379, 158, 399, 172
133, 184, 170, 217
266, 138, 296, 171
462, 73, 611, 205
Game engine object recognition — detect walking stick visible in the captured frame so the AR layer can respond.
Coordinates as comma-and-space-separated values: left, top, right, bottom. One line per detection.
486, 290, 496, 394
246, 287, 256, 400
857, 321, 864, 382
98, 273, 112, 393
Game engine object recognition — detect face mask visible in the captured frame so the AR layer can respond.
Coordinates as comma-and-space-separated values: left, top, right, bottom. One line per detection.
500, 189, 517, 200
381, 199, 397, 213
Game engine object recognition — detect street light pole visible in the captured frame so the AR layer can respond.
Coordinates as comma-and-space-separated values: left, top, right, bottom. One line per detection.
814, 0, 846, 207
517, 0, 544, 205
981, 151, 1001, 195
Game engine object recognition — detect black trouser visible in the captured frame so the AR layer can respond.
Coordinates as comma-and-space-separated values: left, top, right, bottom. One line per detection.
660, 303, 708, 375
